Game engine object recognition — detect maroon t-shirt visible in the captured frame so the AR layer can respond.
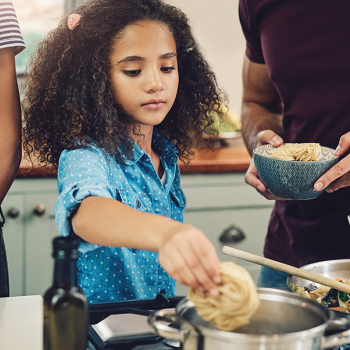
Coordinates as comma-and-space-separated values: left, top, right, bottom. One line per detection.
239, 0, 350, 267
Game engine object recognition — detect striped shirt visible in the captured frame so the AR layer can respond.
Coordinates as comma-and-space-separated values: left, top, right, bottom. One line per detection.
0, 1, 25, 55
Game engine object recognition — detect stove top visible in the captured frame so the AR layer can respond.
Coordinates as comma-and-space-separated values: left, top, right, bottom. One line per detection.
87, 291, 183, 350
86, 289, 350, 350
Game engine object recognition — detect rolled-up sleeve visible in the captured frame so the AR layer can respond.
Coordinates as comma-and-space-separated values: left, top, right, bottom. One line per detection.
54, 147, 116, 253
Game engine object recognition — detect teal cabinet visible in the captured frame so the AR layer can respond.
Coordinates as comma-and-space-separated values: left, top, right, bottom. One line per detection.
177, 173, 274, 295
2, 179, 59, 297
2, 173, 274, 298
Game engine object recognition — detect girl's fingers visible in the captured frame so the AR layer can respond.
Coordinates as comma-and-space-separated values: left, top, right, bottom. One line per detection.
159, 232, 220, 296
177, 235, 220, 296
160, 246, 202, 291
188, 234, 221, 284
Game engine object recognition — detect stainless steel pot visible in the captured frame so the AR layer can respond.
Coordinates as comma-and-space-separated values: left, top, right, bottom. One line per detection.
148, 288, 350, 350
287, 259, 350, 318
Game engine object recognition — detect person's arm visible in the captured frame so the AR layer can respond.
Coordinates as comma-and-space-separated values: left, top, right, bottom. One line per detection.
72, 196, 221, 296
242, 55, 284, 154
241, 55, 285, 199
0, 47, 22, 205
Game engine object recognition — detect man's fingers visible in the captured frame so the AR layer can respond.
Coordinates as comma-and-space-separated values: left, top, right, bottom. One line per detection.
257, 130, 283, 147
334, 132, 350, 157
245, 160, 284, 200
315, 155, 350, 191
325, 173, 350, 193
245, 160, 266, 190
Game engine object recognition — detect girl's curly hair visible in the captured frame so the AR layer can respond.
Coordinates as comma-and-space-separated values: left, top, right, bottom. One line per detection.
22, 0, 227, 167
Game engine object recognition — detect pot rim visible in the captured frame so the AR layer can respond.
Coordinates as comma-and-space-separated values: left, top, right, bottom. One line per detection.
287, 259, 350, 283
178, 288, 330, 341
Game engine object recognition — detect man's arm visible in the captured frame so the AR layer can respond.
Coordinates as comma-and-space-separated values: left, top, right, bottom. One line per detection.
241, 55, 286, 199
0, 47, 22, 205
241, 55, 284, 155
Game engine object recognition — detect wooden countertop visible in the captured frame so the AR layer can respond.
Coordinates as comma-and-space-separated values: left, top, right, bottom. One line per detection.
16, 140, 251, 178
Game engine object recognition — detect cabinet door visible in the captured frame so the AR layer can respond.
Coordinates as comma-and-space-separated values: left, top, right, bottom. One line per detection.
1, 195, 25, 296
25, 192, 59, 296
176, 207, 272, 296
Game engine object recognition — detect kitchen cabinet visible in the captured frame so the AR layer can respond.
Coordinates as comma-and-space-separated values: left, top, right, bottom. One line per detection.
2, 178, 59, 297
176, 173, 274, 295
2, 172, 273, 298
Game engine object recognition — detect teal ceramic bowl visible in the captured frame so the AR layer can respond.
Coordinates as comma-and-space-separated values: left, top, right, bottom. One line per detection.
253, 144, 339, 200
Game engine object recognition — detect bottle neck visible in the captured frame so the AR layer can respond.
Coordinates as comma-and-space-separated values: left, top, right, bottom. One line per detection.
53, 258, 78, 289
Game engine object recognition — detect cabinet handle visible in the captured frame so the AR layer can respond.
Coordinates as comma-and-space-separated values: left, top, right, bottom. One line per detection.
34, 204, 46, 216
7, 207, 20, 218
219, 225, 246, 244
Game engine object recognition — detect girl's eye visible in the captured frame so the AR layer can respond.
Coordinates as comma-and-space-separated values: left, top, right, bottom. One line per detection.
161, 67, 175, 73
123, 70, 141, 77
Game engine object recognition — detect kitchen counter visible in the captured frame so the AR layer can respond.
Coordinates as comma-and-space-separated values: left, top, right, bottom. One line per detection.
0, 295, 42, 350
16, 140, 251, 178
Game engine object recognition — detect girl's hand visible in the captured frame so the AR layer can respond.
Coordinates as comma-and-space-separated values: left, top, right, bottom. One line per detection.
245, 130, 286, 200
315, 131, 350, 193
158, 223, 221, 297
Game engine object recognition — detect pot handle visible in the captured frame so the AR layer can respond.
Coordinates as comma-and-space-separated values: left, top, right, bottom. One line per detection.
322, 318, 350, 349
148, 308, 189, 342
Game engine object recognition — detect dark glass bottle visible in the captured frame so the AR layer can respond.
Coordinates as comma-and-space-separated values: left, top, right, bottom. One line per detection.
43, 236, 88, 350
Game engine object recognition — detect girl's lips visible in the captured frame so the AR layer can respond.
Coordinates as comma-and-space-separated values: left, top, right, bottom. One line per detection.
142, 102, 165, 110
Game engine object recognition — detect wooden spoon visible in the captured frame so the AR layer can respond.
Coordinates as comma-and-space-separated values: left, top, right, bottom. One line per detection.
222, 246, 350, 294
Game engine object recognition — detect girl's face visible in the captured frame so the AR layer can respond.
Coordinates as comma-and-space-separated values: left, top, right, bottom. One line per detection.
109, 21, 179, 130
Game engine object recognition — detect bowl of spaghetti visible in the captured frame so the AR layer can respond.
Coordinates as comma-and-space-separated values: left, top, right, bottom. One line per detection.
253, 143, 339, 200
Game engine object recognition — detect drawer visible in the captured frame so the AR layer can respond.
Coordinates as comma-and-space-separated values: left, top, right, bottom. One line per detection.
174, 206, 273, 294
181, 173, 274, 209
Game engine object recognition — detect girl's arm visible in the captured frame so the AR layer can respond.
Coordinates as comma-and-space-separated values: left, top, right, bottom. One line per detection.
0, 47, 22, 205
72, 196, 221, 296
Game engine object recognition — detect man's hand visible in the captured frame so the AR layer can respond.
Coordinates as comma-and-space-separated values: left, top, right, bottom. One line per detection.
315, 132, 350, 193
244, 129, 286, 200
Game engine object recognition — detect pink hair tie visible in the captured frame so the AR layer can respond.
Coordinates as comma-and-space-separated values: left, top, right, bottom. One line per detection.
68, 14, 81, 30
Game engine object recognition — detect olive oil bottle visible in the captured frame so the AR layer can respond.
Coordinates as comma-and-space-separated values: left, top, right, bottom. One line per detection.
43, 236, 88, 350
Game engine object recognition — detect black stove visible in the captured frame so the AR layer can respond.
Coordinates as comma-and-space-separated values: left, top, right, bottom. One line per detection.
87, 292, 184, 350
86, 289, 350, 350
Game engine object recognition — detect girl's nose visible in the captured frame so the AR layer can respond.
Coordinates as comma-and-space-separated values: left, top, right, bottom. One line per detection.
145, 68, 163, 93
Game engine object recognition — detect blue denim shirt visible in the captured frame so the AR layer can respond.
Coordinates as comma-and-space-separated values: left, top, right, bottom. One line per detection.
54, 130, 187, 303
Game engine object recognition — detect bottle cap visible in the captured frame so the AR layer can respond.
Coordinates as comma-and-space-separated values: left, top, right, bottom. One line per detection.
52, 236, 79, 259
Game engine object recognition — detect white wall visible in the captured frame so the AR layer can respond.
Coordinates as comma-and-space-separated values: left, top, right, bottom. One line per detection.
166, 0, 246, 115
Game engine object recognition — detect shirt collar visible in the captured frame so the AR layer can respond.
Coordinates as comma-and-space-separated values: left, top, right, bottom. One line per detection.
119, 128, 179, 166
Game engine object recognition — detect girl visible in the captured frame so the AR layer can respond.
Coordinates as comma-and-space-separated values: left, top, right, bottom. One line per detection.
22, 0, 227, 303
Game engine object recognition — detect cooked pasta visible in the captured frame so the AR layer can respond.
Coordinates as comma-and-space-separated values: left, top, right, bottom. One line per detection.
271, 143, 321, 161
188, 261, 260, 332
